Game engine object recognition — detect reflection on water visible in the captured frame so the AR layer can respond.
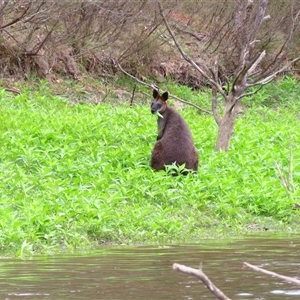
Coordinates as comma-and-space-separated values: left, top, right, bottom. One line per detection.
0, 234, 299, 299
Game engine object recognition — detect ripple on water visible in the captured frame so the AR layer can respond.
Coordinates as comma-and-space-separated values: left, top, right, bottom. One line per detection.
0, 234, 299, 300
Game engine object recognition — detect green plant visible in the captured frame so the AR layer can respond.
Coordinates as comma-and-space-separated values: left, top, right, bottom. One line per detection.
275, 142, 299, 202
0, 77, 300, 256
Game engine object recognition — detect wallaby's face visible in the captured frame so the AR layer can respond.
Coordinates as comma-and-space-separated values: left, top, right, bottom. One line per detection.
151, 90, 168, 114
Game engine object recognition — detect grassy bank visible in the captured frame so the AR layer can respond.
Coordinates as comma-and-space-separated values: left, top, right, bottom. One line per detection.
0, 78, 300, 257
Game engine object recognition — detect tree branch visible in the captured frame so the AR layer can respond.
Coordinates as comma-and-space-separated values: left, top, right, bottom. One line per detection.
249, 0, 268, 52
0, 2, 31, 30
254, 4, 300, 82
4, 87, 21, 95
171, 94, 212, 115
29, 20, 60, 56
248, 56, 300, 87
212, 87, 221, 125
231, 50, 264, 95
247, 50, 266, 76
209, 58, 222, 124
115, 59, 212, 114
180, 28, 209, 43
236, 84, 263, 101
244, 262, 300, 285
235, 0, 254, 64
0, 0, 9, 18
114, 59, 158, 90
173, 263, 232, 300
157, 1, 226, 98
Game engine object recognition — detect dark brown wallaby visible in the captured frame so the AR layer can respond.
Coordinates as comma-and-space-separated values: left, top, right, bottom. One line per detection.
150, 89, 198, 173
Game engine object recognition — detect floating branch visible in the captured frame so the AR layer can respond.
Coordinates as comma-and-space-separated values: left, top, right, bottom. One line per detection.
244, 262, 300, 285
173, 263, 232, 300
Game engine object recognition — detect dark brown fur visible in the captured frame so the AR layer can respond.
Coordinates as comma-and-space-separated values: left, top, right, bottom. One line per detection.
150, 89, 198, 173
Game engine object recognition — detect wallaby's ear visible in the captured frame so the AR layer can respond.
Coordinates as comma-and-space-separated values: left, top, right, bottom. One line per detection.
153, 89, 159, 99
161, 91, 168, 101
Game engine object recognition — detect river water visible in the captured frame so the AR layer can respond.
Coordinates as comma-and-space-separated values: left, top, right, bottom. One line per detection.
0, 234, 299, 299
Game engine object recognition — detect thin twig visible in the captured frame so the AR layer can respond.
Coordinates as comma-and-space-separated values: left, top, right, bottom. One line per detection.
0, 0, 9, 17
274, 142, 296, 195
116, 60, 212, 114
101, 85, 109, 103
0, 2, 31, 30
244, 262, 300, 285
130, 84, 136, 107
249, 57, 300, 87
4, 87, 21, 94
170, 94, 212, 114
289, 142, 294, 192
29, 19, 59, 56
173, 263, 232, 300
212, 87, 221, 125
275, 161, 289, 191
236, 84, 264, 101
209, 58, 222, 124
114, 59, 157, 90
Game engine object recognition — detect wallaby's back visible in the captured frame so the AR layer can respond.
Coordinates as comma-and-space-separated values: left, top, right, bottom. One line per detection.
150, 90, 198, 172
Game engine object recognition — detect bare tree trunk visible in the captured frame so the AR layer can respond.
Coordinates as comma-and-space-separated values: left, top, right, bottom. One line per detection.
216, 114, 235, 151
215, 100, 240, 151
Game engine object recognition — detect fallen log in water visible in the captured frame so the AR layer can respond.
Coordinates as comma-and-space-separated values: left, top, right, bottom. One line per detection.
173, 261, 300, 299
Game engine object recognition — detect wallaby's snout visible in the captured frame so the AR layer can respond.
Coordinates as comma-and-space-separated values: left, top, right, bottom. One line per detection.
151, 100, 162, 114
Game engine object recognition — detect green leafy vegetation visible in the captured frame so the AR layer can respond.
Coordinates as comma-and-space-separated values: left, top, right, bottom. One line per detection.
0, 78, 300, 257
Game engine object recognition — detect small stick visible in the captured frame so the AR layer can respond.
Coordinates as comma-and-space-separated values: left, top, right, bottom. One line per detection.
4, 87, 21, 94
173, 263, 232, 300
244, 262, 300, 285
130, 84, 136, 107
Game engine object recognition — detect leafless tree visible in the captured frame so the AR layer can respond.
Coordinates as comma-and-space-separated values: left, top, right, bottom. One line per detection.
158, 0, 300, 151
0, 0, 155, 79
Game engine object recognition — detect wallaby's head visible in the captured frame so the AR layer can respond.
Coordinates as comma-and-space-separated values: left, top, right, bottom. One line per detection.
151, 89, 168, 114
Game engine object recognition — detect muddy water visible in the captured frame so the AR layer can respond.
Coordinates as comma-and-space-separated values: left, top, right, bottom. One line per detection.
0, 234, 299, 299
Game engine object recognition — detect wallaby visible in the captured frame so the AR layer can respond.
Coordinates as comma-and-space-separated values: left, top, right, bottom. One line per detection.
150, 89, 198, 173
